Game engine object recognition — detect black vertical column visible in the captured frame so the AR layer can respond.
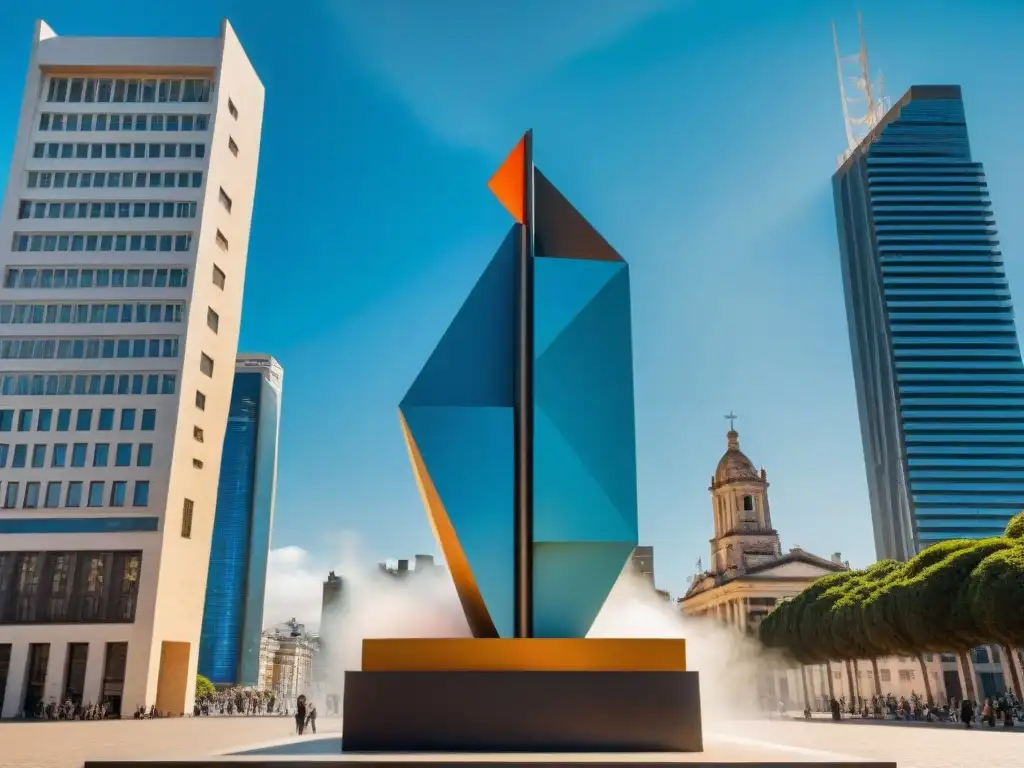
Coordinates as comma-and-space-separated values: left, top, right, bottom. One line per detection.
514, 130, 535, 639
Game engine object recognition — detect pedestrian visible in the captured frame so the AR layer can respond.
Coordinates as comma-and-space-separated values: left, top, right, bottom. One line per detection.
307, 703, 317, 735
295, 694, 307, 736
960, 698, 974, 729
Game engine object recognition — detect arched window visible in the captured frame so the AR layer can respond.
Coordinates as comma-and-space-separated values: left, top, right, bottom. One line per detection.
742, 495, 757, 522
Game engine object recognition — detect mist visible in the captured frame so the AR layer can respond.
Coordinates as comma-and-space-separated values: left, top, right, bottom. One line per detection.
265, 542, 770, 726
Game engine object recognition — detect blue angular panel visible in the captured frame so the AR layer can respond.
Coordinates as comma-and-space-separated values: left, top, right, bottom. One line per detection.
402, 224, 518, 409
401, 404, 515, 639
533, 407, 636, 543
532, 541, 635, 638
535, 265, 638, 537
534, 258, 624, 357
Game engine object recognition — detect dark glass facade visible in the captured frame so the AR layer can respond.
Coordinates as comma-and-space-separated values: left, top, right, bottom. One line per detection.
834, 85, 1024, 560
198, 357, 281, 686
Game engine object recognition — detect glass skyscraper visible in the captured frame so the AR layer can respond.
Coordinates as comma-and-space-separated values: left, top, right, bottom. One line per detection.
199, 354, 283, 686
834, 85, 1024, 560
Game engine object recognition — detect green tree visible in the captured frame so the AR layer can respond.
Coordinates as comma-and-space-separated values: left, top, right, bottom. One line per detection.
895, 538, 1011, 702
967, 544, 1024, 698
829, 561, 902, 699
195, 673, 216, 702
1004, 510, 1024, 541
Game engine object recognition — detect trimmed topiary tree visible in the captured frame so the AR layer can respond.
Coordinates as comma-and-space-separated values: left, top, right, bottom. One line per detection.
967, 544, 1024, 698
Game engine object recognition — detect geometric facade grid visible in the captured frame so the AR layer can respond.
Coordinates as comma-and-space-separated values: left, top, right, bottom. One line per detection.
400, 134, 638, 638
833, 85, 1024, 560
199, 358, 282, 685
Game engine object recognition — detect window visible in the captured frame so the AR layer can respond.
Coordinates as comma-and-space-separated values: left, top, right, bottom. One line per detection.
110, 481, 127, 507
141, 409, 156, 431
743, 496, 754, 512
218, 187, 233, 212
207, 308, 219, 333
51, 443, 67, 467
193, 426, 204, 443
65, 481, 83, 507
57, 409, 71, 431
93, 444, 109, 467
115, 443, 132, 467
120, 409, 136, 430
0, 443, 7, 468
37, 409, 53, 431
137, 443, 153, 467
98, 408, 115, 431
31, 444, 46, 468
228, 98, 238, 119
215, 230, 229, 251
133, 481, 150, 507
87, 481, 104, 507
212, 265, 226, 289
3, 483, 18, 509
195, 391, 206, 411
76, 409, 92, 431
0, 410, 12, 431
44, 482, 61, 508
24, 482, 41, 509
71, 443, 87, 467
899, 669, 915, 681
12, 444, 27, 468
18, 409, 32, 431
193, 458, 204, 469
879, 669, 892, 682
181, 498, 194, 538
228, 137, 239, 156
200, 354, 214, 377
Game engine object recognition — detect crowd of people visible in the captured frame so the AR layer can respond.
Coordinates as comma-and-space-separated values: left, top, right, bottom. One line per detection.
25, 698, 111, 720
192, 686, 280, 717
796, 690, 1023, 727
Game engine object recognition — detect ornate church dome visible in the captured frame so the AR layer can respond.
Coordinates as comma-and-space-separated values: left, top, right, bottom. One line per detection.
714, 430, 759, 484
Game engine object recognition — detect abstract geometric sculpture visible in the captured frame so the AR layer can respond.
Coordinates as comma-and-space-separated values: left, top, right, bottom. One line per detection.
399, 130, 638, 640
341, 133, 699, 756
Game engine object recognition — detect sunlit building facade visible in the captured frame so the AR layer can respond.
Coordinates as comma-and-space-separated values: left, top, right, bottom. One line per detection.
0, 20, 263, 717
198, 354, 282, 686
833, 85, 1024, 560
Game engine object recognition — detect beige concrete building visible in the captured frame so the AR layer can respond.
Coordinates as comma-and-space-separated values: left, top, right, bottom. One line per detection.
257, 622, 313, 708
679, 427, 946, 706
0, 20, 263, 717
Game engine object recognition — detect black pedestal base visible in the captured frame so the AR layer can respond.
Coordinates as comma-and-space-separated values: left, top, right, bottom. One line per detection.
341, 669, 703, 752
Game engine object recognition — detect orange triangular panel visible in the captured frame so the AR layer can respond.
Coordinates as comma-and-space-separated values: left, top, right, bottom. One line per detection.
488, 136, 526, 224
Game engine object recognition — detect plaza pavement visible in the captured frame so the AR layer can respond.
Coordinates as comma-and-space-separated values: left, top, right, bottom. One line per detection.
1, 714, 1017, 768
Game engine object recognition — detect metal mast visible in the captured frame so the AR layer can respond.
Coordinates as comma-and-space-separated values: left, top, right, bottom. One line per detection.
833, 12, 890, 166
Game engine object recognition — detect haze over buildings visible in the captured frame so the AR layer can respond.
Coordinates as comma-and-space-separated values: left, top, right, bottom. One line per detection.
0, 19, 263, 717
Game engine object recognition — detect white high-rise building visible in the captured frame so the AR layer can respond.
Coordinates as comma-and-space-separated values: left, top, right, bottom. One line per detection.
0, 20, 263, 718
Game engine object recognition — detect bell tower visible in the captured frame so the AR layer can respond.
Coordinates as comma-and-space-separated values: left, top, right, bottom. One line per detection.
708, 415, 781, 576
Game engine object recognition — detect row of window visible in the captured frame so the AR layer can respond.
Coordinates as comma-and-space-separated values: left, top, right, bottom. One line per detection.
0, 441, 153, 469
18, 200, 198, 221
32, 142, 206, 161
0, 337, 180, 361
39, 112, 209, 133
1, 479, 150, 510
47, 76, 212, 104
0, 553, 141, 628
5, 267, 189, 290
27, 170, 203, 189
11, 232, 193, 253
0, 407, 156, 433
0, 372, 177, 398
0, 302, 184, 326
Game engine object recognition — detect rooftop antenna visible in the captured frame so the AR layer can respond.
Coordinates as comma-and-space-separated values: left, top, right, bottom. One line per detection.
833, 11, 890, 166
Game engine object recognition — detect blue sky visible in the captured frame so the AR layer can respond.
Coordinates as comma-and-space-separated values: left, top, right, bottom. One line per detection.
2, 0, 1023, 597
